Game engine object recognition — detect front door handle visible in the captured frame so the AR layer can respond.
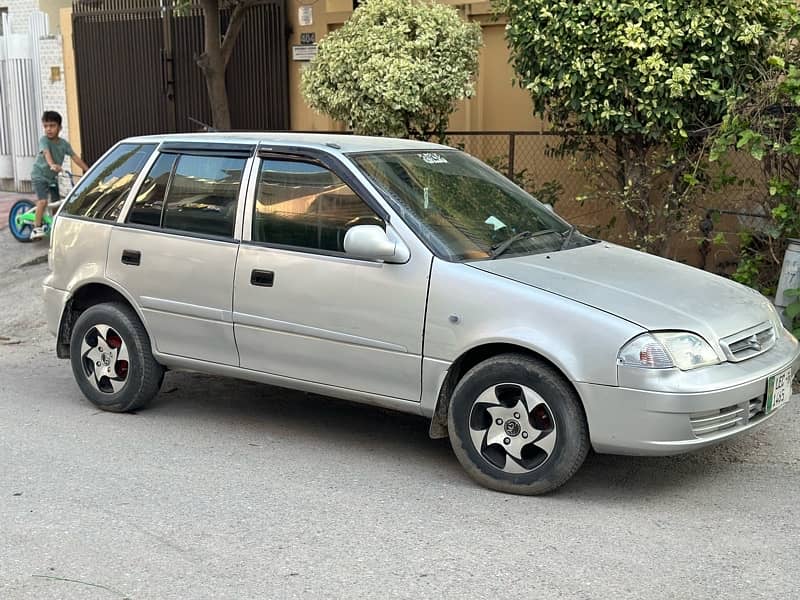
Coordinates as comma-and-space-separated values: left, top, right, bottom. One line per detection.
251, 269, 274, 287
121, 250, 141, 266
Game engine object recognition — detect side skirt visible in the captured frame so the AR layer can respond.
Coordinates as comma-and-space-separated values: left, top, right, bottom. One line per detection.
153, 352, 426, 417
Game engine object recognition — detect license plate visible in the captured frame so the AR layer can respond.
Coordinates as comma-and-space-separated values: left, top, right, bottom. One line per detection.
766, 367, 793, 414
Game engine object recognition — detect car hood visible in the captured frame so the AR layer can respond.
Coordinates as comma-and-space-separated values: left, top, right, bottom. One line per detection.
468, 242, 774, 341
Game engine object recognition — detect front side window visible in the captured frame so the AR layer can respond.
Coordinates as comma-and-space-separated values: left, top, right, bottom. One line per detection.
354, 150, 593, 261
253, 159, 383, 252
62, 143, 155, 221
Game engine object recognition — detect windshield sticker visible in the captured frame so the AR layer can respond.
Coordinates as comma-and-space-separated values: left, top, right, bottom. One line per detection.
418, 152, 448, 164
485, 216, 507, 231
424, 187, 430, 209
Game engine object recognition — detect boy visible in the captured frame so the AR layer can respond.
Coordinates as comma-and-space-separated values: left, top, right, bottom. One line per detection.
29, 111, 89, 240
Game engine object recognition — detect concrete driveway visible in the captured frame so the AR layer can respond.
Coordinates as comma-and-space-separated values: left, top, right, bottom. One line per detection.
0, 190, 36, 233
0, 226, 798, 599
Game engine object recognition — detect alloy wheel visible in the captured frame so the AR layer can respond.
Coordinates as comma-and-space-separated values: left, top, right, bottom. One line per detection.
80, 324, 130, 394
468, 383, 557, 474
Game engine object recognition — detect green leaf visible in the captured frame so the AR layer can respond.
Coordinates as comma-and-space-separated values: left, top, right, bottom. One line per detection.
736, 130, 755, 149
785, 302, 800, 320
767, 55, 786, 69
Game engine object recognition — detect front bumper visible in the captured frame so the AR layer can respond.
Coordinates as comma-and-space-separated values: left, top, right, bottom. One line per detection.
577, 329, 800, 456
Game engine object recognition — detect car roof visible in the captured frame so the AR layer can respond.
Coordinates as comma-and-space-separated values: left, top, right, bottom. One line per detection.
123, 132, 451, 154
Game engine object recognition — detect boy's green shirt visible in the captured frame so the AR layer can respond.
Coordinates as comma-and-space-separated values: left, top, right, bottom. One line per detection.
31, 136, 74, 183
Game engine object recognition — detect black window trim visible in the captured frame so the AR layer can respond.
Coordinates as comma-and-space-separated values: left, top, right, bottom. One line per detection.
58, 213, 238, 245
158, 153, 180, 230
240, 239, 385, 263
256, 144, 391, 223
114, 220, 240, 245
158, 141, 256, 159
126, 152, 178, 231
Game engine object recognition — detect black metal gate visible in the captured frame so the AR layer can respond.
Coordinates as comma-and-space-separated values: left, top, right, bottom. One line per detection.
73, 0, 289, 163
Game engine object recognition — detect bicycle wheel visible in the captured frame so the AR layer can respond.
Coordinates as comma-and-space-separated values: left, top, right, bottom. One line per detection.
8, 199, 36, 243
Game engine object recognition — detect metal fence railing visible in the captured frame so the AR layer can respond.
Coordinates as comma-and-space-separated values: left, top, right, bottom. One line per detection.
443, 131, 600, 225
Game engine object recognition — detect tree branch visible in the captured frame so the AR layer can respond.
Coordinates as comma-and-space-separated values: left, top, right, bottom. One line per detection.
199, 0, 221, 60
222, 0, 253, 67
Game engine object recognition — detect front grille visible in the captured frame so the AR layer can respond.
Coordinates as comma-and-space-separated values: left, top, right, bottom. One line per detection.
720, 322, 776, 363
749, 397, 764, 420
690, 404, 746, 436
690, 397, 765, 438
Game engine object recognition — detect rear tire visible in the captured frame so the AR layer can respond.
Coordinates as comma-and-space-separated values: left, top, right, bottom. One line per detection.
69, 302, 163, 412
447, 353, 589, 495
8, 199, 36, 243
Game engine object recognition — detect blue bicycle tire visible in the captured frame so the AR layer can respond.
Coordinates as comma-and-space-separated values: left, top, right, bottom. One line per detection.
8, 199, 36, 243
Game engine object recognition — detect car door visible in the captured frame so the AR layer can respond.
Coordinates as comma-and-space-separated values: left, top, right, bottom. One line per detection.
106, 143, 254, 366
232, 151, 431, 401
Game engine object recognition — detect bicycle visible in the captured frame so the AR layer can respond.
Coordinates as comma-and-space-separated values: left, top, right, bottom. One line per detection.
7, 171, 75, 243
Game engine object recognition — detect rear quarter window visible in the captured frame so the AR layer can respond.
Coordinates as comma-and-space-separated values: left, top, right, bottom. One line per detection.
61, 143, 156, 221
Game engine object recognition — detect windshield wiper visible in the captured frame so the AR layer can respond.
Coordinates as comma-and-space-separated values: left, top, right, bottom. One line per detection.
490, 229, 559, 259
560, 225, 578, 250
490, 230, 532, 259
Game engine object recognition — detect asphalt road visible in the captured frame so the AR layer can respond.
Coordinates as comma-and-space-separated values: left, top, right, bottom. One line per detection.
1, 228, 799, 599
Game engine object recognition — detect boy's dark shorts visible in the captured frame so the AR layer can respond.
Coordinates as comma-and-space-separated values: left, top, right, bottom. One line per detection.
32, 178, 59, 203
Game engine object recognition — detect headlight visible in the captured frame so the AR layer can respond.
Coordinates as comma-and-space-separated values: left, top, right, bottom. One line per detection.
618, 332, 720, 370
766, 300, 787, 333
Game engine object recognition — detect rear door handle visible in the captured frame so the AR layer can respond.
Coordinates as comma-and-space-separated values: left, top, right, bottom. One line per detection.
251, 269, 274, 287
121, 250, 141, 266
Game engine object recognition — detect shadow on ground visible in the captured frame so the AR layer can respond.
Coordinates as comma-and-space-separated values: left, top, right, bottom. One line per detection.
113, 369, 776, 501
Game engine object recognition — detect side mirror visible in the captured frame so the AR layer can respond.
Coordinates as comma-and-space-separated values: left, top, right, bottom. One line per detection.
343, 225, 410, 263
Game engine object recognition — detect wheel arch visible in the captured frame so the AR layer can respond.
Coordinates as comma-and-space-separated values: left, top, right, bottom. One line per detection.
428, 342, 588, 440
57, 281, 151, 358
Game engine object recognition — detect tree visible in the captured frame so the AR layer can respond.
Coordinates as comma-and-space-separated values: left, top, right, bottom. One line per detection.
194, 0, 255, 130
301, 0, 482, 141
500, 0, 792, 255
710, 12, 800, 293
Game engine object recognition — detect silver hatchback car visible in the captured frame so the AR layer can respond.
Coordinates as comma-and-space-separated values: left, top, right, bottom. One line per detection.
44, 133, 799, 494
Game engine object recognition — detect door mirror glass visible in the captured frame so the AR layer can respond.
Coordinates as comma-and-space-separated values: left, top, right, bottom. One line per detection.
344, 225, 410, 263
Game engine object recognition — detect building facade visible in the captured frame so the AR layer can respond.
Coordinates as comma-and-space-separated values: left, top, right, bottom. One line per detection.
0, 0, 72, 190
286, 0, 543, 132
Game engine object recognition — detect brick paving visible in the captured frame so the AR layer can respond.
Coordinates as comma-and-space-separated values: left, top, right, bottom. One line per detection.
0, 191, 36, 231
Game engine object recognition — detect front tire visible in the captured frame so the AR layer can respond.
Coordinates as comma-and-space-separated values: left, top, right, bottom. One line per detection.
69, 302, 163, 412
447, 354, 589, 495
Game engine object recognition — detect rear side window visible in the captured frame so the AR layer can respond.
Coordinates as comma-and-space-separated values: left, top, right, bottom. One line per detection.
62, 143, 155, 221
127, 153, 245, 238
162, 155, 245, 238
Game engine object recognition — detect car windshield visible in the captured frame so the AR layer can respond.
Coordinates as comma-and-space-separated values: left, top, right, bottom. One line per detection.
353, 150, 593, 261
